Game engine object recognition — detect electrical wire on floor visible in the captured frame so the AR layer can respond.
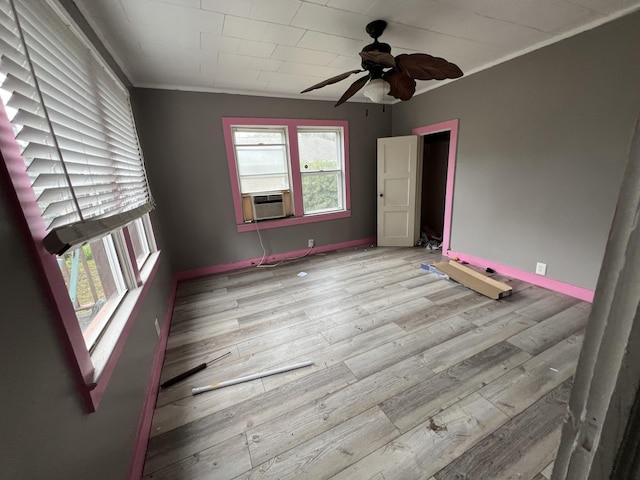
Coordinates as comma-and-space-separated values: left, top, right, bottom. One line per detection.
254, 221, 314, 268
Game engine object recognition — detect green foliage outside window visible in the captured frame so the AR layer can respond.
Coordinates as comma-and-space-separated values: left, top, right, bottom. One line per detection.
302, 168, 339, 213
298, 131, 343, 213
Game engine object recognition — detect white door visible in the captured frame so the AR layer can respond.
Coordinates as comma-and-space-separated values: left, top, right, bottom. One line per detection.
377, 135, 422, 246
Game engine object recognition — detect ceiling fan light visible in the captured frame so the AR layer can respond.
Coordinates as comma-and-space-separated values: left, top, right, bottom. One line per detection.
363, 78, 390, 103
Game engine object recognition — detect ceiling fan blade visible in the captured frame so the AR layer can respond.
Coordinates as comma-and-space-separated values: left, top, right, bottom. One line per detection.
383, 71, 416, 101
300, 69, 363, 93
359, 51, 396, 68
334, 74, 370, 107
395, 53, 463, 81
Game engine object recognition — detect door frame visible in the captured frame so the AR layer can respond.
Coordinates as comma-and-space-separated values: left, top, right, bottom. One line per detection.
412, 119, 459, 254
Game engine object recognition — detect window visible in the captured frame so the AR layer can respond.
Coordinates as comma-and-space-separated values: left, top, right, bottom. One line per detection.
58, 235, 126, 350
52, 215, 157, 353
233, 127, 290, 193
0, 0, 159, 411
298, 128, 344, 215
127, 215, 155, 269
223, 118, 350, 231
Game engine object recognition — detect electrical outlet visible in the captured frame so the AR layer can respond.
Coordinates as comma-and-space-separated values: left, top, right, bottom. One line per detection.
536, 262, 547, 276
154, 318, 160, 337
308, 239, 315, 248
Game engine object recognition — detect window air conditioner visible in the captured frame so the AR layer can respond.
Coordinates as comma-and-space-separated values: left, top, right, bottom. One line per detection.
251, 193, 286, 221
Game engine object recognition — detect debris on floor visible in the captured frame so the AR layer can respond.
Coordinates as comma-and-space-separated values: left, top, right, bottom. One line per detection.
418, 225, 443, 250
427, 417, 448, 432
422, 263, 450, 279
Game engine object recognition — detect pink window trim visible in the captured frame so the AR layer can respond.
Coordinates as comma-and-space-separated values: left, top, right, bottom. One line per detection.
222, 117, 351, 227
0, 100, 159, 412
412, 119, 459, 254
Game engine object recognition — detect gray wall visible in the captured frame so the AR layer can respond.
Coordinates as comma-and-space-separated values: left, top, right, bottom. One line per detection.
132, 90, 391, 273
0, 171, 174, 479
0, 3, 175, 478
393, 12, 640, 290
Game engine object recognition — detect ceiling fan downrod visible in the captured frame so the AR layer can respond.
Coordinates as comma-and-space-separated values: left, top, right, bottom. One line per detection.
363, 20, 392, 55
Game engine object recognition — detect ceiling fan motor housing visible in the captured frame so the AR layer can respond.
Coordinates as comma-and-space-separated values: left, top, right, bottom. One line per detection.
361, 41, 392, 77
362, 20, 391, 77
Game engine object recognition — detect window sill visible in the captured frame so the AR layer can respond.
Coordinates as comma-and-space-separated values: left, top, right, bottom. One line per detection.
236, 210, 351, 232
86, 250, 161, 410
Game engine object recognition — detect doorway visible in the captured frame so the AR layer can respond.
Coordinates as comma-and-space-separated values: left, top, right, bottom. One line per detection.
376, 119, 459, 250
419, 131, 450, 251
413, 118, 459, 254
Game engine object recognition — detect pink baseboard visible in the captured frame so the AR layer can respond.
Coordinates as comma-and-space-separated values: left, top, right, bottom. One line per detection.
446, 250, 595, 303
176, 236, 377, 281
128, 278, 177, 480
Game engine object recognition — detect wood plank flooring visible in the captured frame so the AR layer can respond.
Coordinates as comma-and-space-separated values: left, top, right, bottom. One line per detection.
143, 246, 591, 480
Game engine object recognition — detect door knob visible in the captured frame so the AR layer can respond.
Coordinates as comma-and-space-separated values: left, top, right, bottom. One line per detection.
379, 193, 383, 197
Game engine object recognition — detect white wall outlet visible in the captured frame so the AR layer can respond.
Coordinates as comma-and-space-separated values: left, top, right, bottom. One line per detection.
154, 318, 161, 337
536, 262, 547, 276
308, 239, 315, 248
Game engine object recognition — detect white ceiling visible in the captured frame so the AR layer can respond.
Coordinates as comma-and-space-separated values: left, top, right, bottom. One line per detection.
74, 0, 640, 104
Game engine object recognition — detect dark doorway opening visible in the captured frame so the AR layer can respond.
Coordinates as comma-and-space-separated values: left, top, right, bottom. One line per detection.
419, 131, 450, 249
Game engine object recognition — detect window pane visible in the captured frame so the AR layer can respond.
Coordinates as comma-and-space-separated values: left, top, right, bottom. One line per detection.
128, 218, 150, 268
58, 235, 125, 348
240, 175, 289, 193
302, 172, 341, 214
236, 146, 288, 176
233, 129, 285, 145
298, 130, 340, 172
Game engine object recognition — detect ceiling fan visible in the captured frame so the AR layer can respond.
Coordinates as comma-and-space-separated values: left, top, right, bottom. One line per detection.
301, 20, 464, 107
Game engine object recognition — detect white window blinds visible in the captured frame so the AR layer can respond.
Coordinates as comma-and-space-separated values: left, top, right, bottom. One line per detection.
0, 0, 152, 254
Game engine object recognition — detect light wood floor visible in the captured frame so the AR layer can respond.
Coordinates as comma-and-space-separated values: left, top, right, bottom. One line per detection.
143, 246, 590, 480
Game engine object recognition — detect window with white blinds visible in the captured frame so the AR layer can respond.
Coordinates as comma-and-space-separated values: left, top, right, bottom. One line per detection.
0, 0, 152, 254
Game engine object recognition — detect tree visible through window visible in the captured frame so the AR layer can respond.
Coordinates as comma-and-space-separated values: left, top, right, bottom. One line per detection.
298, 128, 344, 214
57, 236, 126, 349
223, 118, 350, 229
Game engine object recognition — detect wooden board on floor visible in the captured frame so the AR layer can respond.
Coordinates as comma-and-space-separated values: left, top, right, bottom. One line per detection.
435, 380, 572, 480
507, 305, 589, 355
144, 247, 590, 479
246, 355, 436, 465
144, 363, 357, 474
479, 332, 584, 417
142, 433, 251, 480
380, 342, 531, 433
331, 394, 510, 480
344, 315, 474, 379
239, 407, 399, 480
